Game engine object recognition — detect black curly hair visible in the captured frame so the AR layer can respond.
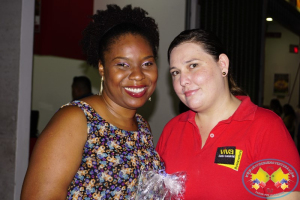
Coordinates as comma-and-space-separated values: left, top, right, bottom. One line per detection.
81, 4, 159, 68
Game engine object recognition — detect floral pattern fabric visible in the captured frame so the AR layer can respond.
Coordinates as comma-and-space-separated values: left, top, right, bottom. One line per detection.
63, 101, 164, 200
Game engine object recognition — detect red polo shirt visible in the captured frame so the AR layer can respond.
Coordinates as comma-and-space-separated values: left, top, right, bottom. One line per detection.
156, 96, 300, 199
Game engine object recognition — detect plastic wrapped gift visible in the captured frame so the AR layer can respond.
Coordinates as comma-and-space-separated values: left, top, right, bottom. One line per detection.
134, 170, 187, 200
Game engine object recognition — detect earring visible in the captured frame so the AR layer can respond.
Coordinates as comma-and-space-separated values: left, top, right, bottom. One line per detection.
222, 72, 227, 76
148, 97, 151, 101
99, 76, 104, 95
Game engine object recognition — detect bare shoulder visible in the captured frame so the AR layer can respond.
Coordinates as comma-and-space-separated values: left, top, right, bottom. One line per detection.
45, 105, 87, 132
21, 105, 88, 200
36, 105, 88, 147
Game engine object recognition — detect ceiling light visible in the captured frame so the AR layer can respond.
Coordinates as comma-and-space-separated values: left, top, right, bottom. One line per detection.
266, 18, 273, 21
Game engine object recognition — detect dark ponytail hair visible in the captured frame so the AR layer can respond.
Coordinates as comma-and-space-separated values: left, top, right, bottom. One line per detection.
168, 29, 246, 96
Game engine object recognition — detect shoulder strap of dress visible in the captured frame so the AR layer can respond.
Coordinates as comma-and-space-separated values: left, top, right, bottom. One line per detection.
61, 100, 95, 120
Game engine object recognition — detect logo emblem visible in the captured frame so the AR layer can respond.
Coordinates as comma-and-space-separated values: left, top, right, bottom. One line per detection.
214, 146, 243, 171
242, 159, 299, 199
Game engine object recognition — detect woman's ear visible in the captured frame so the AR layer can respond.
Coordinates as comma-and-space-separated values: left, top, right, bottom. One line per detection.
218, 54, 229, 75
98, 61, 104, 77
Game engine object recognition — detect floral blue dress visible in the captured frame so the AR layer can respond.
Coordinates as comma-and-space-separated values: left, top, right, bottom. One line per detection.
63, 101, 164, 200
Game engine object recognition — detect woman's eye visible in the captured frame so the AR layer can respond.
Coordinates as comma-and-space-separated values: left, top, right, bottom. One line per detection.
116, 63, 129, 68
142, 62, 153, 67
171, 71, 179, 76
189, 63, 198, 68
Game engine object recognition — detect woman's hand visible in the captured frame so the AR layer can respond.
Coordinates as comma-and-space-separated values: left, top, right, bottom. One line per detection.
21, 106, 87, 200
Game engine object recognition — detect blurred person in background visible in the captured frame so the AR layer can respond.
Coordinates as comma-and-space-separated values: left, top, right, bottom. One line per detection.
71, 76, 93, 100
282, 104, 297, 141
270, 98, 283, 117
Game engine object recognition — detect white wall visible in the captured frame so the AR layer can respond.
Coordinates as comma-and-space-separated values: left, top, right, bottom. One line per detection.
31, 0, 186, 144
32, 56, 100, 134
263, 21, 300, 110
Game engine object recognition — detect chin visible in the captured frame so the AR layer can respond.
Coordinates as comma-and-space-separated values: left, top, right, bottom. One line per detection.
186, 101, 202, 111
127, 100, 147, 109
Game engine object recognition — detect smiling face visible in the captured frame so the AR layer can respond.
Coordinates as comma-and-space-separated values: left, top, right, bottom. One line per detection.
99, 33, 158, 110
169, 42, 229, 112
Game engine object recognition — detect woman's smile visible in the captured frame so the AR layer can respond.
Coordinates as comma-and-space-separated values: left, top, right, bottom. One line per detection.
124, 86, 147, 97
184, 88, 199, 97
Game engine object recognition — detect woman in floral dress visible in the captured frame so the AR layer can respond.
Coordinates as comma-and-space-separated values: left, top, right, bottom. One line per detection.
21, 4, 164, 200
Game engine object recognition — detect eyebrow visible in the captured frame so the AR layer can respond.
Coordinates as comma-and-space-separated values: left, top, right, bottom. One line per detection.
112, 55, 155, 62
185, 58, 200, 63
169, 59, 200, 71
143, 55, 155, 60
169, 66, 176, 71
112, 57, 128, 61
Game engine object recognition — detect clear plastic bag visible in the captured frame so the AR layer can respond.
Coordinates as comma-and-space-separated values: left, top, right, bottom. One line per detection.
134, 170, 187, 200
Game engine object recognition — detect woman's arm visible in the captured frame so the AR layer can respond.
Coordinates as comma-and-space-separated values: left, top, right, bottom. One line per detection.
267, 191, 300, 200
21, 106, 88, 200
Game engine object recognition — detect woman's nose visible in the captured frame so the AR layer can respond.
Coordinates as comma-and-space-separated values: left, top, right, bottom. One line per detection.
180, 72, 190, 86
128, 67, 145, 81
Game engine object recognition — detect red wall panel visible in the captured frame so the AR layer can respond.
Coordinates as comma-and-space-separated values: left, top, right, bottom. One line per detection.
34, 0, 93, 60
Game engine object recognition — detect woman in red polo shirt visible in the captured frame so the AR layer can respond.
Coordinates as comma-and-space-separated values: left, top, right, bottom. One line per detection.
156, 29, 300, 199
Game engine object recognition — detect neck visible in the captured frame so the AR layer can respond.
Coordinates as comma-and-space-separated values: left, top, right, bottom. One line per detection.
99, 93, 138, 131
196, 93, 241, 125
195, 94, 241, 148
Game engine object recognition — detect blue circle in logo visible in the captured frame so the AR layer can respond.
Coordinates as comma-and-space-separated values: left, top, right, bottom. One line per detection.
242, 159, 299, 199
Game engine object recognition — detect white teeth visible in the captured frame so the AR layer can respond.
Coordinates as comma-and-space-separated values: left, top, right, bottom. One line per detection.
125, 87, 145, 93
